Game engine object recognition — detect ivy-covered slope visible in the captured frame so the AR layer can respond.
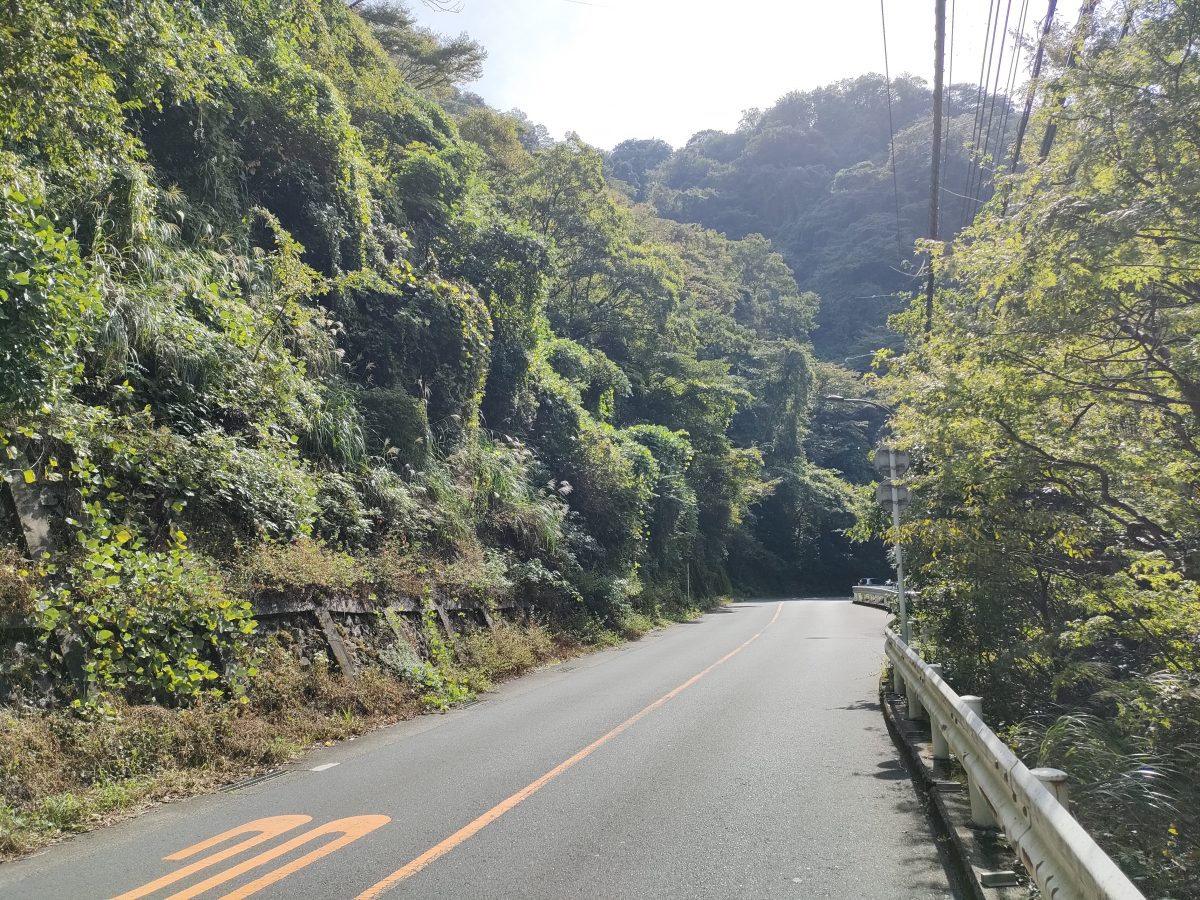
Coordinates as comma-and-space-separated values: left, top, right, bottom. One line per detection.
0, 0, 863, 708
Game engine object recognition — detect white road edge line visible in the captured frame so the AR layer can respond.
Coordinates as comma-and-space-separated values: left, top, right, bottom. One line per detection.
310, 763, 340, 772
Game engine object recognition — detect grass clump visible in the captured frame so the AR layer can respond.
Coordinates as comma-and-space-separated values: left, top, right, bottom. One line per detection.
235, 540, 365, 594
456, 620, 556, 688
0, 612, 600, 858
0, 643, 420, 858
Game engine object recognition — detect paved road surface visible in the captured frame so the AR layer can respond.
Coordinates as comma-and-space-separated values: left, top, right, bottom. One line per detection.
0, 599, 957, 899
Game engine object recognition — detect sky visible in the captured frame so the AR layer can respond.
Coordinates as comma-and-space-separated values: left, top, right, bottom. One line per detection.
410, 0, 1035, 150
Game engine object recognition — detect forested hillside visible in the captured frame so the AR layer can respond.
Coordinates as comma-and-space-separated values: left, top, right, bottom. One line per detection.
611, 77, 1012, 365
0, 0, 870, 802
3, 0, 1197, 890
603, 6, 1199, 892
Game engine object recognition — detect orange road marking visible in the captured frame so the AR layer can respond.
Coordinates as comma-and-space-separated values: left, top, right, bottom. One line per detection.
111, 815, 312, 900
356, 602, 784, 899
162, 815, 391, 900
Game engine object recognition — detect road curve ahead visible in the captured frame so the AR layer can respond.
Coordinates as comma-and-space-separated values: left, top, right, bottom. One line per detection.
0, 600, 957, 899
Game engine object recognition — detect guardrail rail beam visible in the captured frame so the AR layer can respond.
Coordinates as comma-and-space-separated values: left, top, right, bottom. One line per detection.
883, 627, 1145, 900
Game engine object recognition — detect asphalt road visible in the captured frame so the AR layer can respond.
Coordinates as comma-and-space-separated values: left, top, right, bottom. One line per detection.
0, 599, 958, 899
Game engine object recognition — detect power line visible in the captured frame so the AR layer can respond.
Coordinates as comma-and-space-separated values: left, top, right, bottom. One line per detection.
1009, 0, 1060, 171
971, 0, 1016, 219
937, 0, 956, 213
924, 0, 947, 334
993, 0, 1031, 180
958, 0, 1000, 230
964, 0, 1011, 222
880, 0, 904, 262
970, 0, 1031, 220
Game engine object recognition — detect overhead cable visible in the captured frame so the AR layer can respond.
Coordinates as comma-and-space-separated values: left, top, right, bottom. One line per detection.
1009, 0, 1060, 171
973, 0, 1017, 218
880, 0, 905, 262
924, 0, 947, 334
1038, 0, 1100, 160
965, 0, 1012, 221
993, 0, 1032, 176
958, 0, 1001, 230
937, 0, 956, 212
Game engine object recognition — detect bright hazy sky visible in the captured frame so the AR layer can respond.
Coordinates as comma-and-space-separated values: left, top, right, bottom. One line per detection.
410, 1, 1031, 150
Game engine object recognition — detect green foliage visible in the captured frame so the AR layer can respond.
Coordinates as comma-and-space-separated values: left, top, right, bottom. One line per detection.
625, 424, 697, 588
882, 5, 1200, 891
0, 0, 844, 720
357, 3, 486, 97
546, 338, 630, 422
0, 550, 35, 617
454, 619, 554, 686
332, 267, 491, 437
0, 185, 101, 416
508, 138, 683, 359
455, 106, 532, 178
7, 1, 1198, 890
529, 364, 653, 569
236, 538, 362, 594
412, 598, 470, 710
638, 75, 1006, 364
39, 525, 255, 706
605, 139, 672, 201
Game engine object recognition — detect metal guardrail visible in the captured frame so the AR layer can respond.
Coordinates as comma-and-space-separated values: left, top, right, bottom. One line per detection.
884, 627, 1145, 900
850, 584, 898, 611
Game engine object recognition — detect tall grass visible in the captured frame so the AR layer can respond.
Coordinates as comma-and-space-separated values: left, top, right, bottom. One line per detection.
1013, 673, 1200, 896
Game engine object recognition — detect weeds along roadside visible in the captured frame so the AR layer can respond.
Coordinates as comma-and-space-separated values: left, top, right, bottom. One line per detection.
0, 542, 711, 860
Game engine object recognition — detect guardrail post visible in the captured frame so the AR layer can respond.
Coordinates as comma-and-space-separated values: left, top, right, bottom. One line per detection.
891, 663, 905, 696
1032, 767, 1070, 809
927, 663, 950, 761
960, 695, 997, 828
907, 674, 927, 720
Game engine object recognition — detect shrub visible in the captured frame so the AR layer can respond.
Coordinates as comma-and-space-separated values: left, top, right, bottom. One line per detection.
455, 619, 556, 684
0, 185, 102, 415
313, 472, 375, 549
39, 526, 255, 706
358, 387, 430, 468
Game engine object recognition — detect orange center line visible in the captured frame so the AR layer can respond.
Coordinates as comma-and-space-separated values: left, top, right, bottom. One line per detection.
355, 601, 784, 899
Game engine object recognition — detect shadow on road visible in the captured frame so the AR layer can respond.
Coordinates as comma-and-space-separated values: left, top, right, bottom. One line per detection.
833, 698, 882, 712
871, 759, 912, 781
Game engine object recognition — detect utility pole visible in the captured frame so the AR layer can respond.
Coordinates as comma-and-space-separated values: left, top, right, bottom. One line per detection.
823, 394, 912, 644
1010, 0, 1059, 172
874, 448, 911, 644
1039, 0, 1100, 160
